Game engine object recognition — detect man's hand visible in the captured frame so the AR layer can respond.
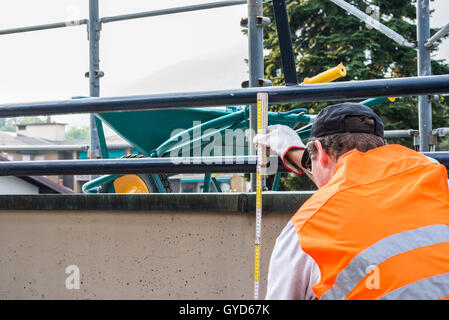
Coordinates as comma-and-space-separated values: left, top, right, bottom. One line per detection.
253, 124, 306, 175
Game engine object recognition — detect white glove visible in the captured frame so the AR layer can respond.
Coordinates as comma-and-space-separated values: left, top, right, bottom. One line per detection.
253, 124, 305, 175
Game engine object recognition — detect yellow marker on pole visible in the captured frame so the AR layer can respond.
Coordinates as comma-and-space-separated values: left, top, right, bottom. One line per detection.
303, 63, 347, 84
254, 92, 268, 300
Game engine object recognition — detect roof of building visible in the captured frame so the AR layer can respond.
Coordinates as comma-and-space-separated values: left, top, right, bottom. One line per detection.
0, 130, 130, 146
0, 154, 74, 194
0, 131, 55, 145
16, 122, 66, 126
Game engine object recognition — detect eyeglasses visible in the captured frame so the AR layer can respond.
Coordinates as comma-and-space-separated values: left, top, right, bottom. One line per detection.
302, 140, 314, 173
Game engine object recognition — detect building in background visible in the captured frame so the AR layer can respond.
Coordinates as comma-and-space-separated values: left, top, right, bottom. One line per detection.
0, 155, 73, 194
0, 122, 250, 194
0, 122, 136, 193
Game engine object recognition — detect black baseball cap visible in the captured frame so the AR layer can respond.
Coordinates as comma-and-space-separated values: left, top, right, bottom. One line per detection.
301, 102, 384, 170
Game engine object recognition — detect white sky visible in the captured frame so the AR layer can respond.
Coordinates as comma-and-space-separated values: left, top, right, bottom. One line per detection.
0, 0, 448, 134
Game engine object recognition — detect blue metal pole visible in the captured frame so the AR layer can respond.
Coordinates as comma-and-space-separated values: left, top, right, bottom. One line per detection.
417, 0, 432, 152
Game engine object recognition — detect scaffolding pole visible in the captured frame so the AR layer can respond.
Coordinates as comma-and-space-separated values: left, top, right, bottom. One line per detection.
0, 20, 88, 35
328, 0, 415, 48
425, 22, 449, 49
417, 0, 432, 152
101, 0, 246, 23
0, 75, 449, 117
88, 0, 103, 160
0, 1, 246, 35
384, 130, 419, 139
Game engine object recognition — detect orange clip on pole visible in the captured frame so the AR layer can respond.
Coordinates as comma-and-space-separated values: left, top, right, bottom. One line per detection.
303, 63, 347, 84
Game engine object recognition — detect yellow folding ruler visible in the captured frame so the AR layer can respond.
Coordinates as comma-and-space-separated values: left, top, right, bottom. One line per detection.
254, 92, 268, 300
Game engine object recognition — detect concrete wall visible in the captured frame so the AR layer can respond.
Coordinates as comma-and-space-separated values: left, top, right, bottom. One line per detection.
0, 192, 313, 300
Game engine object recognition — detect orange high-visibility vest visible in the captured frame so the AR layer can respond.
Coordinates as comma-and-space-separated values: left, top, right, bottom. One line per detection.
291, 144, 449, 300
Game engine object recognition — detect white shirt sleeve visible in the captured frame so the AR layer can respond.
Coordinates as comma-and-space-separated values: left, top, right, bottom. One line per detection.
265, 220, 321, 300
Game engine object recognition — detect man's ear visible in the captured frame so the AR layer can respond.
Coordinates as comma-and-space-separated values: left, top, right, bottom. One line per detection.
314, 140, 329, 168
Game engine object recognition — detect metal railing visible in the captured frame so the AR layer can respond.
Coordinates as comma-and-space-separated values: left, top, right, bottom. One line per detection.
1, 1, 449, 179
0, 75, 448, 117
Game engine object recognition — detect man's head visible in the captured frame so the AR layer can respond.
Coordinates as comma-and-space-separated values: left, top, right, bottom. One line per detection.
301, 103, 385, 187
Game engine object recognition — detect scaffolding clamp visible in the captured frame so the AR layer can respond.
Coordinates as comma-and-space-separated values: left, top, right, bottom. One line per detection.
85, 70, 105, 79
86, 19, 102, 41
241, 78, 272, 88
240, 16, 271, 28
429, 94, 440, 103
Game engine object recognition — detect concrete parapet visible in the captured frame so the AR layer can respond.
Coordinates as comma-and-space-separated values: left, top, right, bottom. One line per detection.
0, 192, 313, 299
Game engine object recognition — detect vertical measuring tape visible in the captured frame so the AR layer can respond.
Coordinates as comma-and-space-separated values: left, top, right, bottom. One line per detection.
254, 92, 268, 300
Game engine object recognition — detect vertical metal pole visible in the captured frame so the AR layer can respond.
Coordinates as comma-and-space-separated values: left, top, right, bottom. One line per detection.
248, 0, 264, 191
88, 0, 102, 159
417, 0, 432, 152
272, 0, 298, 85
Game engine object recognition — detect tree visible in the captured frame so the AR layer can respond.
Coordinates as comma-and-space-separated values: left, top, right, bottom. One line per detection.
261, 0, 449, 190
66, 126, 89, 141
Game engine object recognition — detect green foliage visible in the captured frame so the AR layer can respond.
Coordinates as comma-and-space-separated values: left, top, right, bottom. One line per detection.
278, 172, 317, 191
66, 126, 89, 141
261, 0, 449, 190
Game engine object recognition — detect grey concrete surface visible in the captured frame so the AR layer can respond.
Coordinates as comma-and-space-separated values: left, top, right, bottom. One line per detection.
0, 192, 313, 299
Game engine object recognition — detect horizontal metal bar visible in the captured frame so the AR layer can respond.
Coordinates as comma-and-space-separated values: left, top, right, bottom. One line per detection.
0, 156, 288, 176
1, 75, 449, 118
0, 131, 422, 152
425, 22, 449, 48
0, 152, 448, 176
432, 128, 449, 137
422, 152, 449, 168
101, 0, 247, 24
328, 0, 415, 48
385, 127, 449, 138
0, 143, 132, 152
0, 19, 88, 36
384, 129, 418, 139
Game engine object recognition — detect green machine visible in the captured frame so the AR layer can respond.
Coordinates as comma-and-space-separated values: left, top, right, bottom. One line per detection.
81, 63, 396, 194
82, 106, 311, 193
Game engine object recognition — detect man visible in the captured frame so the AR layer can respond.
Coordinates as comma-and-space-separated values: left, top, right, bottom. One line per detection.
254, 102, 449, 300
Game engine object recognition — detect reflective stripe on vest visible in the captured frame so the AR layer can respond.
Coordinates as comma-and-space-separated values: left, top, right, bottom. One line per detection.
321, 224, 449, 300
379, 272, 449, 300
